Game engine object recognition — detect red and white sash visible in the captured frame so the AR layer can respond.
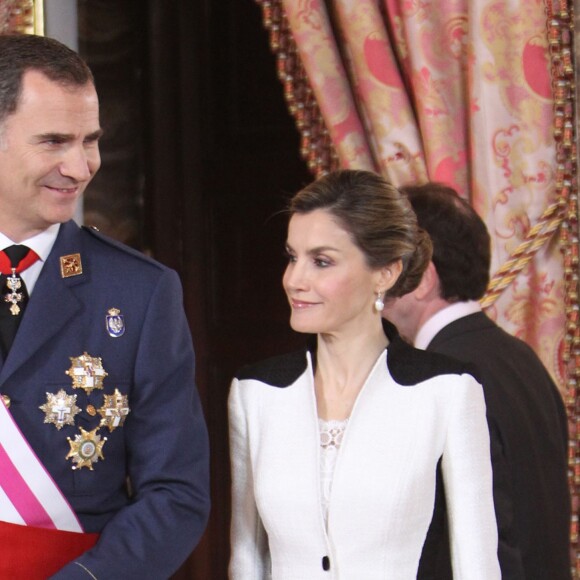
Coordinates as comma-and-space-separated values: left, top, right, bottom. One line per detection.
0, 397, 82, 532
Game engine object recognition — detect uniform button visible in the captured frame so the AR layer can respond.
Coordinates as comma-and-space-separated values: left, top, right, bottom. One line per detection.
322, 556, 330, 571
1, 394, 10, 408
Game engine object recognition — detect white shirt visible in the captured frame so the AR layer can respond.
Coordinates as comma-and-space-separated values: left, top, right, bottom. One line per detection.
415, 301, 482, 350
0, 224, 60, 295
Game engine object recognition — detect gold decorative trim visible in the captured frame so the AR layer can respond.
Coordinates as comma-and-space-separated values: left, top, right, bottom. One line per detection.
479, 202, 564, 309
255, 0, 339, 178
0, 0, 42, 35
547, 1, 579, 574
33, 0, 43, 36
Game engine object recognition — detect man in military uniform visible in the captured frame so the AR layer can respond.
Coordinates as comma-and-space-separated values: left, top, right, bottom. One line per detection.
0, 33, 210, 578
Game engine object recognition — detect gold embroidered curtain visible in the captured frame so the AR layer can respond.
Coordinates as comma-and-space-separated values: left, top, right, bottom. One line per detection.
256, 0, 579, 572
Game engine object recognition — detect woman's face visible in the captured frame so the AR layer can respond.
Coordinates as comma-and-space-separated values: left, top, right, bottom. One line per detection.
283, 209, 383, 337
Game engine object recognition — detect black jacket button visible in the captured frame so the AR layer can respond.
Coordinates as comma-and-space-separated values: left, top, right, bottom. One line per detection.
322, 556, 330, 571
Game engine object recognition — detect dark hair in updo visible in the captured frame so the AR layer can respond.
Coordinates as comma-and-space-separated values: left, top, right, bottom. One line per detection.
289, 170, 432, 297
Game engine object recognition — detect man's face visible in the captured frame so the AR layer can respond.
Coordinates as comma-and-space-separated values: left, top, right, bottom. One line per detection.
0, 70, 101, 241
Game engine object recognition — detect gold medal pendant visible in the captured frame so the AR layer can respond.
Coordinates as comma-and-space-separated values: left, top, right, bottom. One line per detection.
66, 427, 107, 470
39, 389, 81, 430
66, 353, 108, 395
98, 389, 130, 432
4, 270, 23, 316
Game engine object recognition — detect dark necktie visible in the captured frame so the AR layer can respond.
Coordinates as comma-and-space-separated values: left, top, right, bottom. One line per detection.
0, 245, 39, 356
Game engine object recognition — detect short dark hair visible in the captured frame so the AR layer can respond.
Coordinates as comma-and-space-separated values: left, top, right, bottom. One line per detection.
0, 34, 94, 127
400, 183, 491, 301
289, 170, 433, 298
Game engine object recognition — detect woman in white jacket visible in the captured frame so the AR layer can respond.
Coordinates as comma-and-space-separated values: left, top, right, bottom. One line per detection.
228, 169, 500, 579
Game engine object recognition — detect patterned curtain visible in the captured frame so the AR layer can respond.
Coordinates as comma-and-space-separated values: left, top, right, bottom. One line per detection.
256, 0, 579, 572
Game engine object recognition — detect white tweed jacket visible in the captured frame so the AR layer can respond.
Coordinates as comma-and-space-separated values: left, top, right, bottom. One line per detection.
228, 326, 500, 580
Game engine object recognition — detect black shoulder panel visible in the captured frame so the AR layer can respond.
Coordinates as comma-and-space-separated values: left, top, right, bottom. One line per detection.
387, 334, 480, 386
235, 350, 308, 388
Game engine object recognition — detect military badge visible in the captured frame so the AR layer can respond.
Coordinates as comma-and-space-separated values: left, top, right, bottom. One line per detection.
60, 253, 83, 278
66, 427, 107, 470
66, 353, 108, 395
98, 389, 130, 432
1, 394, 10, 409
39, 389, 80, 430
106, 308, 125, 338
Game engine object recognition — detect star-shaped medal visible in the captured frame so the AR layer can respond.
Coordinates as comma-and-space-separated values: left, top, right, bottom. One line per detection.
66, 427, 107, 470
39, 389, 80, 430
98, 389, 130, 432
66, 353, 108, 395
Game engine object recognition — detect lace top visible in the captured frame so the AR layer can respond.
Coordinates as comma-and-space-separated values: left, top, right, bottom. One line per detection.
319, 418, 349, 527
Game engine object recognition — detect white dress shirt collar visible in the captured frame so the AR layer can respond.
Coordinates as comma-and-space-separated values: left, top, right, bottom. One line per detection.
0, 224, 61, 294
414, 300, 482, 350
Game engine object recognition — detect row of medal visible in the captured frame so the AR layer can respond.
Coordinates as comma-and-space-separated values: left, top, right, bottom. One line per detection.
39, 352, 130, 470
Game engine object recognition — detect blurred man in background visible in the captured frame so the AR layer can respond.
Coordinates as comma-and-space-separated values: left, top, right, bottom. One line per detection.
385, 182, 570, 580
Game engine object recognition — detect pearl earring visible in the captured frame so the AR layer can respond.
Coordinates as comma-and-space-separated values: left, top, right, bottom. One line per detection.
374, 291, 385, 312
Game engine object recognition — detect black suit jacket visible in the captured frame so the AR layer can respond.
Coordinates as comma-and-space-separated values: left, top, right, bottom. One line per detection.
417, 312, 570, 580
